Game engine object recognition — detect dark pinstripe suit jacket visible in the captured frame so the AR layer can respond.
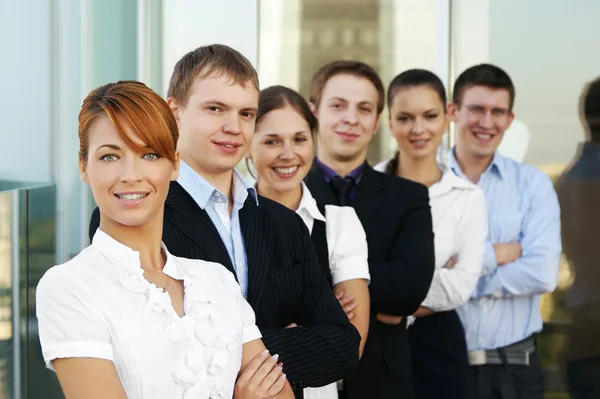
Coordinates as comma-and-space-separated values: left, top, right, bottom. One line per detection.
90, 181, 360, 393
306, 163, 435, 399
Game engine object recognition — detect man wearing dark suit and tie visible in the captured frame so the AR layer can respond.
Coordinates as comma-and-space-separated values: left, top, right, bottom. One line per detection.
90, 45, 360, 397
305, 60, 435, 399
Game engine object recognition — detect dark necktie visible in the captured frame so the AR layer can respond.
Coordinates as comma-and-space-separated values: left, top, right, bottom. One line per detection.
330, 177, 354, 206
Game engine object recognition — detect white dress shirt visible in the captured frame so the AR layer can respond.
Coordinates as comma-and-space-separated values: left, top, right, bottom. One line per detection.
374, 160, 487, 312
297, 182, 370, 399
36, 229, 261, 399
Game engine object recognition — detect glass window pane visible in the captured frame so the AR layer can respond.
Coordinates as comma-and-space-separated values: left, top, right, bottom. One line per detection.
452, 1, 600, 395
258, 0, 447, 164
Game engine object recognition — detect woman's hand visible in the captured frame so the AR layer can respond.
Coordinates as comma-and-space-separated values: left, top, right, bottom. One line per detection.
443, 255, 458, 269
336, 291, 357, 319
234, 350, 286, 398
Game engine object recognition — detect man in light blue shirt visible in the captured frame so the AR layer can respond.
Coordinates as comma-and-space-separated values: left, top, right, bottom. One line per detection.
448, 64, 561, 399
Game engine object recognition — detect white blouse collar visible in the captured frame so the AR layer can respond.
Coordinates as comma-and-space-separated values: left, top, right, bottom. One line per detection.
298, 182, 326, 223
429, 168, 478, 197
91, 228, 181, 279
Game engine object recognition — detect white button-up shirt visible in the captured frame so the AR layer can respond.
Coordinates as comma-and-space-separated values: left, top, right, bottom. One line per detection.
36, 229, 261, 399
297, 182, 370, 285
298, 182, 370, 399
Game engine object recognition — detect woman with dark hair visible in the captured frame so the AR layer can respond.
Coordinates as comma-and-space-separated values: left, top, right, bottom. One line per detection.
247, 85, 370, 399
374, 70, 487, 399
36, 81, 294, 399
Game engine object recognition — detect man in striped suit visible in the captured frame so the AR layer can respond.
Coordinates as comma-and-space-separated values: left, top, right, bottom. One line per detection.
90, 45, 361, 397
448, 64, 562, 399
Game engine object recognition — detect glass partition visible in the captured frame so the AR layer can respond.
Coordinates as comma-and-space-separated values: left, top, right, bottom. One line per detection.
0, 183, 60, 399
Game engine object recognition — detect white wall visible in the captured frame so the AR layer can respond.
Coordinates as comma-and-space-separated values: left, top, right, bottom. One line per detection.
161, 0, 259, 97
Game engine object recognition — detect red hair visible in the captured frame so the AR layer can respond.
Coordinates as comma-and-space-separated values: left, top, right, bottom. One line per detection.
78, 80, 178, 163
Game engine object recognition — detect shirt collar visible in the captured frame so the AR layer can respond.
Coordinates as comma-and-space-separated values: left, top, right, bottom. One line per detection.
448, 146, 504, 181
314, 158, 367, 182
177, 159, 258, 209
297, 182, 326, 222
91, 228, 181, 279
429, 167, 478, 197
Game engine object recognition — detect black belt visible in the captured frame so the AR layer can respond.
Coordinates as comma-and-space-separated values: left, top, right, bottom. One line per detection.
468, 336, 535, 366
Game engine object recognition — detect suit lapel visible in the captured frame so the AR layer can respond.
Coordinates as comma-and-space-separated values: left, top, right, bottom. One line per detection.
305, 162, 339, 205
239, 196, 273, 307
165, 182, 235, 274
353, 166, 387, 224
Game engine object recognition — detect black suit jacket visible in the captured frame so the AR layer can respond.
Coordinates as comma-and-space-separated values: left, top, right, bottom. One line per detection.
90, 181, 360, 392
306, 163, 435, 399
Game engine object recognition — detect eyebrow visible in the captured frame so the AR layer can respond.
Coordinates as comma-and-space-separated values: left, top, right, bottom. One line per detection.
203, 100, 258, 113
466, 104, 509, 111
397, 108, 440, 115
95, 144, 121, 152
329, 97, 376, 107
94, 144, 153, 152
263, 131, 308, 137
329, 97, 348, 103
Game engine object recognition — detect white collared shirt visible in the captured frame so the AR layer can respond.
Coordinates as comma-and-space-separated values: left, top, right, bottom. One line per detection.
297, 182, 370, 286
36, 229, 261, 399
298, 182, 369, 399
375, 160, 487, 312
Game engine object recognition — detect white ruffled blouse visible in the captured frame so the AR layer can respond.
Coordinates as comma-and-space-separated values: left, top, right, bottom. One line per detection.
36, 229, 261, 399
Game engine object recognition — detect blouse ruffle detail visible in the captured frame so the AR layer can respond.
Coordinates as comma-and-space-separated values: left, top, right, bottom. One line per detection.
119, 265, 242, 398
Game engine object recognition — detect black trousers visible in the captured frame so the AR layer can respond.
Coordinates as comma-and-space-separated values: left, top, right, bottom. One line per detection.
408, 310, 468, 399
466, 351, 544, 399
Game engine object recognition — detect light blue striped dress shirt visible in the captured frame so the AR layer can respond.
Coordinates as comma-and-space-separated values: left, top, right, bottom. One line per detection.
176, 160, 258, 298
450, 149, 562, 351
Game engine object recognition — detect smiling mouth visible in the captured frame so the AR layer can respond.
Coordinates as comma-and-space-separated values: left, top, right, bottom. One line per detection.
473, 132, 493, 141
410, 139, 429, 145
115, 193, 149, 200
336, 131, 360, 139
214, 142, 241, 148
272, 166, 299, 175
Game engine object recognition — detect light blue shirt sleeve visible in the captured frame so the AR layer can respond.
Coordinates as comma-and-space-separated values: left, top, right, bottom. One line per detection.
474, 170, 562, 298
482, 240, 498, 275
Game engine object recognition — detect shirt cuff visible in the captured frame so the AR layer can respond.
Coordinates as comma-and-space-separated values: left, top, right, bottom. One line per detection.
43, 341, 114, 371
330, 256, 371, 285
242, 325, 262, 344
420, 269, 451, 312
482, 241, 498, 275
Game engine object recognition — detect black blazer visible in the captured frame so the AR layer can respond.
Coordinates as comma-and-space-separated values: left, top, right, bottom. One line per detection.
305, 163, 435, 399
90, 181, 360, 392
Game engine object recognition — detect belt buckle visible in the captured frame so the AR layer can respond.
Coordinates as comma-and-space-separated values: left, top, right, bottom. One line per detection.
468, 350, 487, 366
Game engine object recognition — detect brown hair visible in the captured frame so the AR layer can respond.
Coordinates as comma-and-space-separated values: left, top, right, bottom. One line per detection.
78, 80, 179, 163
257, 85, 319, 136
452, 63, 515, 111
309, 60, 385, 115
167, 44, 259, 107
